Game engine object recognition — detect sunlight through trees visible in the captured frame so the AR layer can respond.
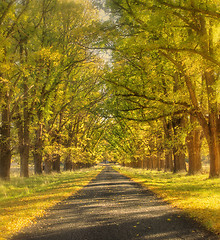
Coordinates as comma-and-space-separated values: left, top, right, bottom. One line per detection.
0, 0, 219, 179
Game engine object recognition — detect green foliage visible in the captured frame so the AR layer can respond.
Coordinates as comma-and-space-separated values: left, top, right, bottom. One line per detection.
1, 0, 220, 177
0, 0, 111, 177
99, 0, 220, 175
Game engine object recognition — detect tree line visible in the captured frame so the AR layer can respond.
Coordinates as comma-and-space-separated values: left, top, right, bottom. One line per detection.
0, 0, 107, 180
0, 0, 219, 180
97, 0, 220, 178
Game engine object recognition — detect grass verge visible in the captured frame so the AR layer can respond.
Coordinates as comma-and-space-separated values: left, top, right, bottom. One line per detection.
114, 166, 220, 235
0, 166, 103, 240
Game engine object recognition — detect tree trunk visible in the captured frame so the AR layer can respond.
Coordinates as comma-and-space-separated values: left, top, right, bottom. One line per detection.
16, 105, 30, 177
165, 150, 173, 172
143, 156, 148, 169
192, 19, 219, 177
194, 72, 220, 178
141, 158, 144, 169
33, 123, 43, 174
17, 117, 29, 177
207, 124, 220, 178
159, 16, 220, 177
156, 133, 163, 171
180, 70, 219, 177
63, 124, 75, 171
16, 43, 30, 177
157, 151, 162, 171
152, 155, 158, 169
204, 71, 220, 177
173, 149, 186, 173
22, 82, 30, 177
186, 116, 202, 175
64, 154, 72, 171
44, 154, 52, 174
0, 92, 11, 180
160, 159, 165, 170
146, 156, 150, 169
172, 116, 186, 173
163, 118, 174, 171
52, 154, 60, 172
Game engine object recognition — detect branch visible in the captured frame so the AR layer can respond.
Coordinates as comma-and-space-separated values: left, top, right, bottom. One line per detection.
5, 1, 30, 38
0, 0, 16, 26
115, 109, 189, 122
114, 90, 190, 108
159, 47, 220, 67
156, 0, 220, 19
172, 11, 199, 32
112, 0, 148, 28
158, 50, 210, 137
10, 85, 34, 118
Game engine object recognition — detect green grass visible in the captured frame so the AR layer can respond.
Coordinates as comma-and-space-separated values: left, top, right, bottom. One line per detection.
0, 166, 103, 240
114, 166, 220, 235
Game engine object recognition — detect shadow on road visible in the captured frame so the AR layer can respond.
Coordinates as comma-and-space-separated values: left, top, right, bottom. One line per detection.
12, 165, 218, 240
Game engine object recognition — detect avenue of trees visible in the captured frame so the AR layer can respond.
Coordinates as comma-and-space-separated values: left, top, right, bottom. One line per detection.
0, 0, 108, 180
97, 0, 220, 177
0, 0, 219, 180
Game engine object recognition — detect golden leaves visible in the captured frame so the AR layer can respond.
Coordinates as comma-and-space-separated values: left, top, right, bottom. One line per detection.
33, 48, 61, 66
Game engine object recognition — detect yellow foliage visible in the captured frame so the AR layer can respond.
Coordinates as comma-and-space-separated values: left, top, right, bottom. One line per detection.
33, 48, 61, 66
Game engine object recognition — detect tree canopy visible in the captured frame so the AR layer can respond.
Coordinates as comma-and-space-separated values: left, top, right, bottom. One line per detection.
0, 0, 219, 179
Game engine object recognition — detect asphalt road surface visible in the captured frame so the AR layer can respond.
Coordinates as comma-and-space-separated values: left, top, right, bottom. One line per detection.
12, 165, 219, 240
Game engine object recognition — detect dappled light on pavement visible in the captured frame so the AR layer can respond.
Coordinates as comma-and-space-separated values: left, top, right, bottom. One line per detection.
12, 166, 218, 240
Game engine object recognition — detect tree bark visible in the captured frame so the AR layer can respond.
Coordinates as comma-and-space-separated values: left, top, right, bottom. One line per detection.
52, 154, 61, 172
44, 154, 52, 174
157, 151, 162, 171
186, 116, 202, 175
173, 149, 186, 173
163, 118, 174, 171
0, 91, 11, 180
156, 134, 163, 171
16, 111, 29, 177
33, 123, 43, 174
63, 123, 76, 171
151, 155, 158, 169
203, 71, 220, 177
206, 121, 220, 177
172, 116, 186, 173
21, 82, 30, 177
16, 40, 30, 177
143, 156, 148, 169
186, 17, 219, 177
165, 150, 173, 172
64, 154, 72, 171
16, 91, 30, 178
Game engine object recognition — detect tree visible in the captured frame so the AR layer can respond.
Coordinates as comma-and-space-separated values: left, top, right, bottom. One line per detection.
100, 0, 220, 177
0, 0, 31, 180
186, 116, 202, 175
0, 0, 106, 179
24, 0, 101, 174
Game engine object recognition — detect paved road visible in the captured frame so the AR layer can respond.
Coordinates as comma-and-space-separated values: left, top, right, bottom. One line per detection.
12, 166, 218, 240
